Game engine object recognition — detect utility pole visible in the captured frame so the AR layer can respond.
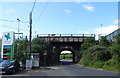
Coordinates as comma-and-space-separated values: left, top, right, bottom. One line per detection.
17, 18, 20, 40
28, 0, 36, 58
29, 11, 32, 58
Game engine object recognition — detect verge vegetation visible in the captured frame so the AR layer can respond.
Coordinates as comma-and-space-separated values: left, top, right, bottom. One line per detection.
79, 35, 120, 72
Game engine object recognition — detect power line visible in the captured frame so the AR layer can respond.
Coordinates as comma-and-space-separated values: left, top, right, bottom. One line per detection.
0, 19, 29, 23
0, 25, 29, 31
34, 0, 49, 27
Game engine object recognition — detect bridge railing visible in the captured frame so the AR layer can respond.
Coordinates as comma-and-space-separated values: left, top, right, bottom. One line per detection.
37, 34, 95, 42
37, 34, 95, 37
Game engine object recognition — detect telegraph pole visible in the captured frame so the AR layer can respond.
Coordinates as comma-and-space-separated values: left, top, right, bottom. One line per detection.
29, 11, 32, 58
29, 0, 36, 58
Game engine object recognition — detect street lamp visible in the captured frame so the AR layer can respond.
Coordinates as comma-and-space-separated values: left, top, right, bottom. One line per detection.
17, 18, 20, 40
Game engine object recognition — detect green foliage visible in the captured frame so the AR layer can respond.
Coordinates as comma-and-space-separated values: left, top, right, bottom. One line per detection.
84, 37, 95, 44
32, 38, 46, 45
92, 61, 105, 68
81, 37, 95, 50
110, 44, 120, 57
104, 59, 118, 66
60, 53, 73, 60
14, 39, 29, 64
114, 35, 120, 45
80, 52, 91, 66
102, 59, 119, 72
99, 36, 111, 47
32, 38, 46, 53
80, 45, 111, 64
79, 34, 120, 72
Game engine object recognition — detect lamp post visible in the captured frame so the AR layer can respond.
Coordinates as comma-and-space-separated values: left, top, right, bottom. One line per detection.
17, 18, 20, 40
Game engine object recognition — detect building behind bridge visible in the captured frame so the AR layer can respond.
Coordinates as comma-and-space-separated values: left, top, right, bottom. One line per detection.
106, 28, 120, 41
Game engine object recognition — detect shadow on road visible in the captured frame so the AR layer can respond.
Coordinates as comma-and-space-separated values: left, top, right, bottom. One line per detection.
60, 60, 75, 66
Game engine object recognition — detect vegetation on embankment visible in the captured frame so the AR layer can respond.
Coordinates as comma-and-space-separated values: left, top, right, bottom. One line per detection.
79, 35, 120, 72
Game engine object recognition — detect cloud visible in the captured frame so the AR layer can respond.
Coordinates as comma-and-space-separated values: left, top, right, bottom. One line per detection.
74, 0, 87, 4
113, 19, 120, 24
95, 25, 118, 35
64, 9, 71, 13
82, 5, 95, 12
6, 8, 15, 15
78, 31, 90, 34
94, 25, 118, 40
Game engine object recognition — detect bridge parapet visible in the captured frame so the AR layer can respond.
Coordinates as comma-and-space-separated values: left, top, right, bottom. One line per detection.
37, 34, 95, 42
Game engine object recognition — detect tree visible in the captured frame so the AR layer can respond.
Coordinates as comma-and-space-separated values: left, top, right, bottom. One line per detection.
32, 38, 47, 66
114, 34, 120, 45
14, 38, 29, 64
109, 35, 120, 61
81, 37, 96, 50
32, 38, 46, 53
99, 36, 111, 47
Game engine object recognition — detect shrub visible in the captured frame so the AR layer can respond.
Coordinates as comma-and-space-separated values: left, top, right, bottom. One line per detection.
102, 59, 119, 72
92, 61, 105, 68
80, 45, 111, 67
79, 51, 92, 66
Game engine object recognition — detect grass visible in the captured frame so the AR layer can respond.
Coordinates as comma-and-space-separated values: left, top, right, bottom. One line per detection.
78, 61, 120, 73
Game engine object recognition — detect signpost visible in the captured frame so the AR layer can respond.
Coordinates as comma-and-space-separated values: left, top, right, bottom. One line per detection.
26, 60, 32, 70
43, 52, 47, 66
31, 53, 40, 68
1, 32, 15, 61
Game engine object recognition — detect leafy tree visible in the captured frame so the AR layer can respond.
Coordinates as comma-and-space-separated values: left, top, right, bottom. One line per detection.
114, 34, 120, 45
14, 38, 29, 64
32, 38, 47, 66
81, 37, 96, 50
32, 38, 47, 53
99, 36, 111, 47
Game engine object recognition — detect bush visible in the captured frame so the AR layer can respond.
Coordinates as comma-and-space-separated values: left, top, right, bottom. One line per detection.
80, 45, 111, 68
79, 51, 92, 66
104, 59, 118, 66
92, 61, 105, 68
79, 34, 120, 72
102, 59, 119, 72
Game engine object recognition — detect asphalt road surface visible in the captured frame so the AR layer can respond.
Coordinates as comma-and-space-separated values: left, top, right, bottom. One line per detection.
1, 61, 119, 78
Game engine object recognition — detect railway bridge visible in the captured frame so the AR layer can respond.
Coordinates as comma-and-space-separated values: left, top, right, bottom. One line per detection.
37, 34, 95, 64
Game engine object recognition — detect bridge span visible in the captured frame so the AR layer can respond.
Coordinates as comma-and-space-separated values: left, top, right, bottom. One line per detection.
37, 34, 95, 64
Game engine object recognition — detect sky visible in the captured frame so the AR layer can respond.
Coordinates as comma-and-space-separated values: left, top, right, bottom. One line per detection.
0, 0, 119, 40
